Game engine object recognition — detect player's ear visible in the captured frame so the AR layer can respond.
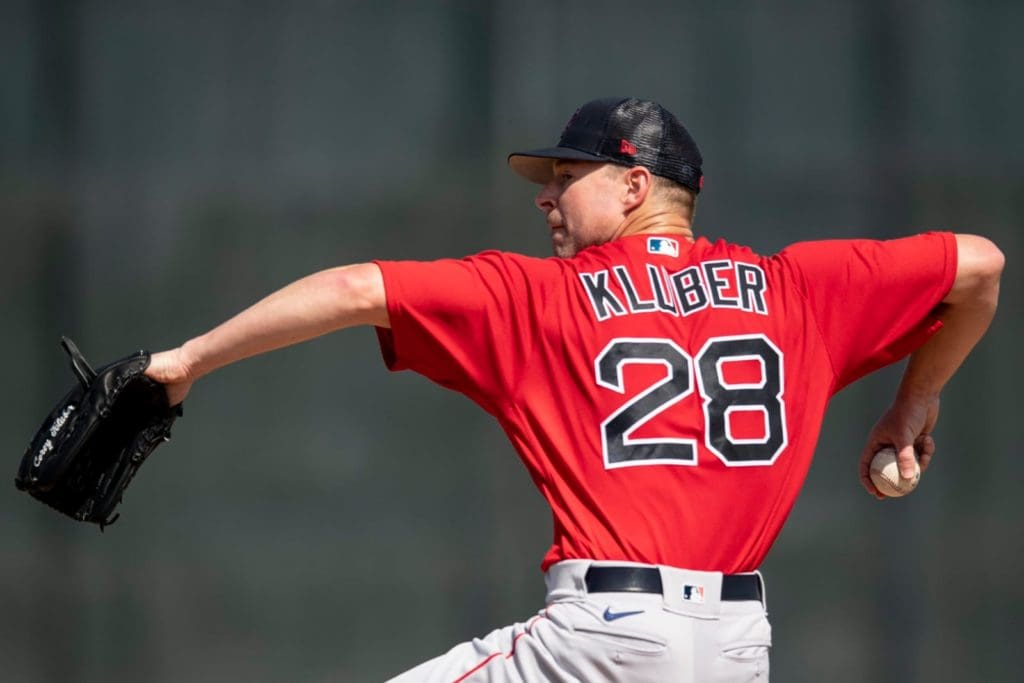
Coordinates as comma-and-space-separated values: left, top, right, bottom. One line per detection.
622, 166, 653, 210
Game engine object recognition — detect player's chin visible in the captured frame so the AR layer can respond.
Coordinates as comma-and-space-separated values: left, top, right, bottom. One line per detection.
550, 230, 574, 258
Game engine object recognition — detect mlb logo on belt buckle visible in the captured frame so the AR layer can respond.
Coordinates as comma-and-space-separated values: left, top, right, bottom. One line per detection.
647, 237, 679, 257
682, 584, 705, 603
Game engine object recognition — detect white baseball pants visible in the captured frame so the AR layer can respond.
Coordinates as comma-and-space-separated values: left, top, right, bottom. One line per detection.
386, 560, 771, 682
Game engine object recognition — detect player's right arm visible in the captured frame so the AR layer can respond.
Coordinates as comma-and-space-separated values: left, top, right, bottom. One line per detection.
858, 234, 1004, 497
895, 234, 1004, 401
145, 263, 387, 405
776, 231, 1004, 498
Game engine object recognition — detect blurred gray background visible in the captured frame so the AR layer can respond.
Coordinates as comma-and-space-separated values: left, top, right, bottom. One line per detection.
2, 1, 1021, 681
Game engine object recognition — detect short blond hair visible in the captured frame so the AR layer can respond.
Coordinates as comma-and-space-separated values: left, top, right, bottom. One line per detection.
602, 163, 697, 221
651, 175, 696, 220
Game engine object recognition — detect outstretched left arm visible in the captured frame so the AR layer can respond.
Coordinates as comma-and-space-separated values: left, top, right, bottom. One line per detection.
145, 263, 388, 406
859, 234, 1004, 499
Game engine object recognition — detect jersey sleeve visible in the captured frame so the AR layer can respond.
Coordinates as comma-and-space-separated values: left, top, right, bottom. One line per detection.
775, 231, 958, 391
373, 251, 559, 415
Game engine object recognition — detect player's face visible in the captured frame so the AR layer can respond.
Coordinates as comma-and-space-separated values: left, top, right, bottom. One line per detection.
535, 160, 626, 258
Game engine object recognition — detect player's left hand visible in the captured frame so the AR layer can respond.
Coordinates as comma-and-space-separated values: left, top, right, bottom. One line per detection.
145, 347, 195, 407
859, 394, 939, 499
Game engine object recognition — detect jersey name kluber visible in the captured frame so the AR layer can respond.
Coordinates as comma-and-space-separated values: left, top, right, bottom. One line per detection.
579, 259, 768, 320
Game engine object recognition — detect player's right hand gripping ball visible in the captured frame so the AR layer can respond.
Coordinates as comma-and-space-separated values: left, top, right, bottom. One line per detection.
869, 446, 920, 497
15, 337, 182, 529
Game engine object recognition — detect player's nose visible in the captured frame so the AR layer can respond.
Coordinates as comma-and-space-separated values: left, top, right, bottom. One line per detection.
534, 183, 558, 213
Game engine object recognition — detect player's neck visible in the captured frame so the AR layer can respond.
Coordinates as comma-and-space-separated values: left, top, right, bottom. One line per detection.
616, 208, 695, 243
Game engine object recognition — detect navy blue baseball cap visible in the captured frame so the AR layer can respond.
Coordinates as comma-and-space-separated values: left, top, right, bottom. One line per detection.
508, 97, 704, 194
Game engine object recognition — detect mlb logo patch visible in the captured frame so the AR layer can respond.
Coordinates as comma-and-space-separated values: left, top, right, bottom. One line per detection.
647, 237, 679, 258
682, 584, 705, 603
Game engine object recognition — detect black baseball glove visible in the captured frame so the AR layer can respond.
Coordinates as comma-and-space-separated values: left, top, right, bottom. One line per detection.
15, 337, 182, 529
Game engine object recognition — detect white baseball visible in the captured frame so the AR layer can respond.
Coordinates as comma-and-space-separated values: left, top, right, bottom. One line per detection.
869, 447, 920, 497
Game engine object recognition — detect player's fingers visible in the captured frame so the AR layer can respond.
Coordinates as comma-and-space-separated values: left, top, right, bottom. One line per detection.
896, 443, 918, 479
147, 348, 194, 384
858, 447, 872, 478
858, 450, 874, 489
859, 471, 886, 500
858, 446, 887, 500
859, 433, 885, 470
145, 350, 178, 383
145, 349, 193, 406
860, 475, 886, 500
915, 434, 935, 472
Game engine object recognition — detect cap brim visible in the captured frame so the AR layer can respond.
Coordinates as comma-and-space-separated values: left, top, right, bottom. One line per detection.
507, 147, 607, 184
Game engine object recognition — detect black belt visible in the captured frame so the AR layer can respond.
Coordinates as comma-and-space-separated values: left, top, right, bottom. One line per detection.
584, 566, 762, 602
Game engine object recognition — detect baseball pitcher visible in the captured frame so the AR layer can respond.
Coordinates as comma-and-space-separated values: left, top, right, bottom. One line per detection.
86, 98, 1004, 681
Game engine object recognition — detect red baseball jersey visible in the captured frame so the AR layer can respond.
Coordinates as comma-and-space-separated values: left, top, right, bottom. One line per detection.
375, 232, 957, 573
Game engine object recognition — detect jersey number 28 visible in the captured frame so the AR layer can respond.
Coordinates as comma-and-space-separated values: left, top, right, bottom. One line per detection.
595, 335, 787, 469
